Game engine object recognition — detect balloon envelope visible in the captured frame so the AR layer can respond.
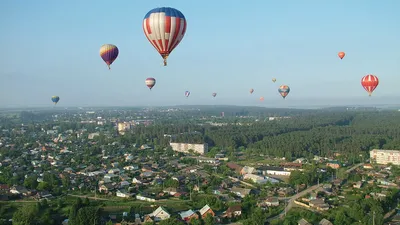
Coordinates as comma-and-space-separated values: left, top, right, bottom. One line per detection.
260, 97, 264, 101
250, 88, 254, 94
51, 96, 60, 104
338, 51, 345, 60
278, 85, 290, 99
361, 74, 379, 96
145, 78, 156, 90
272, 78, 276, 83
100, 44, 119, 69
143, 7, 187, 66
212, 93, 217, 97
185, 91, 190, 97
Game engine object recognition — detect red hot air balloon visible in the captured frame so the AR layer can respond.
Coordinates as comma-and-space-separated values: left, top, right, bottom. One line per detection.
143, 7, 187, 66
145, 78, 156, 90
260, 96, 264, 101
100, 44, 119, 69
338, 52, 345, 60
361, 74, 379, 96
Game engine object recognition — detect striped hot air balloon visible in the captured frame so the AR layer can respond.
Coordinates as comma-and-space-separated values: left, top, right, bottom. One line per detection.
185, 91, 190, 97
145, 78, 156, 90
143, 7, 187, 66
361, 74, 379, 96
278, 85, 290, 99
100, 44, 119, 69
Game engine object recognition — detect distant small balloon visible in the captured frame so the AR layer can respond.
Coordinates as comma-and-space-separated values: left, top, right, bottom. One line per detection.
145, 78, 156, 90
212, 93, 217, 97
278, 85, 290, 99
260, 96, 264, 101
185, 91, 190, 97
250, 88, 254, 94
272, 78, 276, 83
51, 96, 60, 105
338, 52, 345, 60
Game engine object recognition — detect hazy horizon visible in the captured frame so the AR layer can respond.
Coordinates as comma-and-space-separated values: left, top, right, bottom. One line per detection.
1, 0, 399, 107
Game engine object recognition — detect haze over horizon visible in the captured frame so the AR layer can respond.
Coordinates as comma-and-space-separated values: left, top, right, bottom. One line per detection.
1, 0, 399, 108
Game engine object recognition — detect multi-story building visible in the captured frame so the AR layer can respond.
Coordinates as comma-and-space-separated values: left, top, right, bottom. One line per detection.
370, 149, 400, 165
169, 142, 208, 155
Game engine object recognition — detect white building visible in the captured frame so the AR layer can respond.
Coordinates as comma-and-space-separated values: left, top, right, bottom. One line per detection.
370, 149, 400, 165
147, 206, 170, 221
170, 143, 208, 155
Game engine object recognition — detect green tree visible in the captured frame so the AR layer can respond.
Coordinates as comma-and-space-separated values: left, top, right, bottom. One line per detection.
189, 217, 201, 225
204, 214, 215, 225
12, 204, 39, 225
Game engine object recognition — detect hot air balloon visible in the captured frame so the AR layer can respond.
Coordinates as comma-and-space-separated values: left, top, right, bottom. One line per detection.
338, 52, 345, 60
100, 44, 119, 69
51, 96, 60, 105
260, 97, 264, 101
361, 74, 379, 96
185, 91, 190, 97
145, 78, 156, 90
278, 85, 290, 99
272, 78, 276, 83
212, 93, 217, 97
250, 88, 254, 94
143, 7, 187, 66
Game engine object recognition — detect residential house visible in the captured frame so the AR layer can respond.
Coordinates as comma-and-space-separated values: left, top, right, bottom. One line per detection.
36, 191, 54, 200
298, 218, 312, 225
136, 194, 156, 202
0, 184, 10, 192
179, 209, 199, 221
265, 197, 279, 206
226, 162, 243, 173
116, 190, 134, 198
240, 166, 255, 175
326, 161, 340, 169
108, 168, 120, 174
319, 218, 333, 225
353, 181, 363, 189
132, 177, 144, 185
124, 165, 139, 171
163, 187, 177, 195
147, 206, 170, 222
10, 186, 29, 195
99, 183, 115, 193
224, 205, 242, 218
243, 174, 269, 184
231, 187, 252, 198
199, 204, 215, 219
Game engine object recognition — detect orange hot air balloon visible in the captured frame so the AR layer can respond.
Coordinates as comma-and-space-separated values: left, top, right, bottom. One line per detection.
260, 97, 264, 101
338, 52, 345, 60
361, 74, 379, 96
250, 88, 254, 94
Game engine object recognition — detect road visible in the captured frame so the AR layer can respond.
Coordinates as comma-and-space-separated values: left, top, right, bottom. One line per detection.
346, 163, 364, 173
67, 194, 116, 201
267, 183, 323, 222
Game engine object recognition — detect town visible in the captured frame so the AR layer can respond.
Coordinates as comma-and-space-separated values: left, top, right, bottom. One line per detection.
1, 105, 400, 225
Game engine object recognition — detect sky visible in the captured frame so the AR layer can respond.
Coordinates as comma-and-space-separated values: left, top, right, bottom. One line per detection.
1, 0, 400, 108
